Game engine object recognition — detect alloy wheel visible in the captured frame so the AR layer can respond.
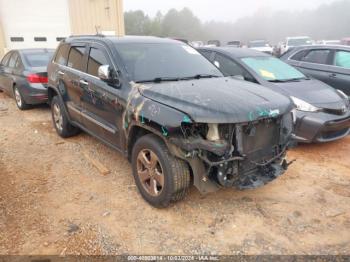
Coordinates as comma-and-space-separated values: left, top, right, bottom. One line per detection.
53, 103, 63, 131
14, 88, 22, 107
136, 149, 165, 197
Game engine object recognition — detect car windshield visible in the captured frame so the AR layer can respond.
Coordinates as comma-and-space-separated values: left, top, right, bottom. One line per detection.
115, 42, 223, 82
228, 41, 240, 46
249, 41, 268, 48
287, 38, 312, 47
241, 56, 306, 81
23, 51, 54, 67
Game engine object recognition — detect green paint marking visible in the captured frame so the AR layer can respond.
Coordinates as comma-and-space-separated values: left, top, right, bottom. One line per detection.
182, 115, 191, 123
141, 112, 145, 124
161, 126, 168, 137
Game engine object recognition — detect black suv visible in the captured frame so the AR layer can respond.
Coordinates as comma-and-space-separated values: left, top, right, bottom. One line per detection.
47, 35, 294, 208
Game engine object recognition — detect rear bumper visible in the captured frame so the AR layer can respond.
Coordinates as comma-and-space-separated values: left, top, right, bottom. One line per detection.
293, 110, 350, 143
20, 83, 48, 104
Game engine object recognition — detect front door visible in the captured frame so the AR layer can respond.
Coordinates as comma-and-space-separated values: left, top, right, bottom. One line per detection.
80, 44, 123, 149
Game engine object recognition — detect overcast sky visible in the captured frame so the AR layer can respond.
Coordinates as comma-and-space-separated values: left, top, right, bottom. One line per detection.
124, 0, 340, 22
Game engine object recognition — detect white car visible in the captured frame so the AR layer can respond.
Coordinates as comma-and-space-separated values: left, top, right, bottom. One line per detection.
248, 40, 273, 54
317, 40, 341, 45
280, 36, 313, 55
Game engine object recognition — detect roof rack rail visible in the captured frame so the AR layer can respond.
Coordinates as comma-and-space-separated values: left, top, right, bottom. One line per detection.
68, 34, 106, 38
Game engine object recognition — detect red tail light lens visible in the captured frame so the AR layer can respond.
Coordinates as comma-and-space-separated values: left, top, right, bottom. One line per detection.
27, 74, 48, 84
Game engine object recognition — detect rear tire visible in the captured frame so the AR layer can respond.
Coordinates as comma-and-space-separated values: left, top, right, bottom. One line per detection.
51, 96, 80, 138
131, 134, 191, 208
13, 86, 30, 110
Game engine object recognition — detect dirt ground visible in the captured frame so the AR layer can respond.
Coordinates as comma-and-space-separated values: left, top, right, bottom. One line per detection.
0, 92, 349, 256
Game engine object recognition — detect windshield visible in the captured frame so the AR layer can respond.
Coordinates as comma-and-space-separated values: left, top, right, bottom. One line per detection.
249, 41, 268, 48
115, 43, 222, 82
241, 56, 306, 81
228, 41, 240, 46
23, 51, 54, 67
287, 38, 312, 47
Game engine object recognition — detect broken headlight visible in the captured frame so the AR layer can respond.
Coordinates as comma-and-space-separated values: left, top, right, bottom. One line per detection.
291, 96, 320, 112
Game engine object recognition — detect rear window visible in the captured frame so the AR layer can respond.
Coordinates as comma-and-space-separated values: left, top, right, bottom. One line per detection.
290, 50, 308, 61
54, 44, 70, 66
23, 52, 54, 67
301, 49, 331, 65
1, 52, 12, 66
67, 46, 85, 71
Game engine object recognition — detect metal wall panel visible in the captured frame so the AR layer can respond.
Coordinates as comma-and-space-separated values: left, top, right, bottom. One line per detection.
68, 0, 125, 36
0, 22, 5, 58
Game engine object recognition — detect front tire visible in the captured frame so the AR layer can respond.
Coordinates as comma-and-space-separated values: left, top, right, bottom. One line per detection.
51, 96, 80, 138
132, 134, 191, 208
13, 86, 30, 110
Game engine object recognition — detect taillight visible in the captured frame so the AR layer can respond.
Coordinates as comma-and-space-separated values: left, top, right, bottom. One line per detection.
27, 74, 48, 84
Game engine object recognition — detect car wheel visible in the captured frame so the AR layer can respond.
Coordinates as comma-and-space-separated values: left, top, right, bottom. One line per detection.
51, 96, 80, 138
132, 134, 191, 208
13, 86, 30, 110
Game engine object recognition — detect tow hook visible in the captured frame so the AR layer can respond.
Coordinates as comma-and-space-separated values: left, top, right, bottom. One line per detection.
282, 159, 296, 170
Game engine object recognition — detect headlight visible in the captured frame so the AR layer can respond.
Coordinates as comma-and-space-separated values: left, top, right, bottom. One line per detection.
290, 96, 320, 112
336, 89, 348, 100
337, 89, 349, 106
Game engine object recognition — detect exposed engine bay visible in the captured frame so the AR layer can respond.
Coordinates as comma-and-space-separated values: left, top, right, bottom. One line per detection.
169, 112, 295, 193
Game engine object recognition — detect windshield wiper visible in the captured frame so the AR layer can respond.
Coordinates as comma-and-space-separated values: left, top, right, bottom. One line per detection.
136, 74, 220, 83
268, 77, 310, 83
136, 77, 180, 83
180, 74, 221, 80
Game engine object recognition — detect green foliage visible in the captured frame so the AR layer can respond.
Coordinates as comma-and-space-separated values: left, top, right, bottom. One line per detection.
124, 8, 205, 40
124, 0, 350, 44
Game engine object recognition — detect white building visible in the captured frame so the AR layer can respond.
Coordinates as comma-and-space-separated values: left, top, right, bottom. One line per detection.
0, 0, 125, 57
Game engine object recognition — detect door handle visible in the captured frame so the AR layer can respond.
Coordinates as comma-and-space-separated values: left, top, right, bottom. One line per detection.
58, 71, 65, 76
79, 80, 89, 86
329, 73, 337, 78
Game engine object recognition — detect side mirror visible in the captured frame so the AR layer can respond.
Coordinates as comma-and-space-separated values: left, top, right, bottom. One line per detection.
98, 65, 121, 88
232, 75, 245, 81
98, 65, 111, 81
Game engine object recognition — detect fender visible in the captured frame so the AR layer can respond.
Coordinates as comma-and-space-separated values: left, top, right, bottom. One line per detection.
47, 83, 72, 122
124, 95, 221, 194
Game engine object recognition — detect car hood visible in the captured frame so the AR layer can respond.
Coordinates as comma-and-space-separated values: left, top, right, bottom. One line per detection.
138, 77, 293, 123
267, 78, 346, 110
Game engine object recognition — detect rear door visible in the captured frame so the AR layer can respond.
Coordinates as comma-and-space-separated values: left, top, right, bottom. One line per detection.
80, 43, 122, 148
64, 44, 87, 122
297, 48, 333, 83
327, 50, 350, 96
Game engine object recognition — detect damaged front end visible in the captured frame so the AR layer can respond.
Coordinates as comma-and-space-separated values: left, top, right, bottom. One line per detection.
168, 112, 295, 194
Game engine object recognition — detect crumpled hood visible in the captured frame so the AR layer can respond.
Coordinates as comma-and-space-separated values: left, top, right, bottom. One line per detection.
138, 77, 293, 123
269, 78, 347, 110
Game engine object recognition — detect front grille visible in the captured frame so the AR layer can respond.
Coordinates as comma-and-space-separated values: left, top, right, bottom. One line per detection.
323, 107, 348, 116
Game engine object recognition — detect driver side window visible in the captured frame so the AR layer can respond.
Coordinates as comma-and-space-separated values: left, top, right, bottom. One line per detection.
87, 47, 109, 78
213, 53, 257, 83
213, 53, 244, 77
